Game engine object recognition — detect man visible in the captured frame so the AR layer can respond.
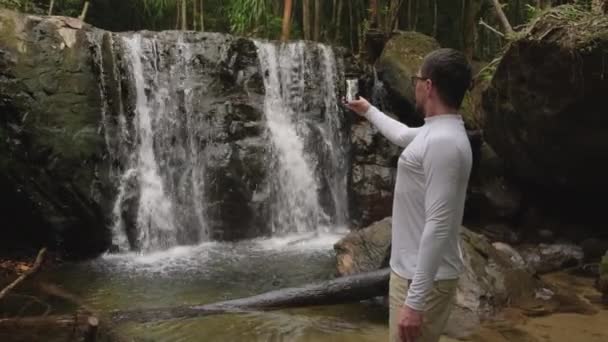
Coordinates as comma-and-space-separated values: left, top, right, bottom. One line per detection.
344, 48, 473, 342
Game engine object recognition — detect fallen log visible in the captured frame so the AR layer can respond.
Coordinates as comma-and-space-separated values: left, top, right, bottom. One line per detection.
111, 268, 391, 323
0, 312, 93, 329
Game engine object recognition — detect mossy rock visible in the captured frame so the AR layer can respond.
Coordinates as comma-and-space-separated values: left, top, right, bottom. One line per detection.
0, 9, 112, 259
375, 31, 440, 124
482, 5, 608, 195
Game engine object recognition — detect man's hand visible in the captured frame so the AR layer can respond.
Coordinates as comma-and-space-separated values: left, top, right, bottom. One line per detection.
398, 305, 423, 342
342, 96, 371, 117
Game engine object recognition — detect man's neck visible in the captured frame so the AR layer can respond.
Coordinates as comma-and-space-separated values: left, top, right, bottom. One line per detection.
424, 103, 458, 118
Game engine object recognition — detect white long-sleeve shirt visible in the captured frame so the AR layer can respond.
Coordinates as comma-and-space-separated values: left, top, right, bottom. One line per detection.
363, 105, 472, 311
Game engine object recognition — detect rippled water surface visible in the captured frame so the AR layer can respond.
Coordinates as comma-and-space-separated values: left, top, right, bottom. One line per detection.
44, 232, 389, 341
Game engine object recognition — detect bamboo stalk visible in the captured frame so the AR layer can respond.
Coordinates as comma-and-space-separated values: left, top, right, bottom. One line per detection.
200, 0, 204, 31
78, 1, 90, 21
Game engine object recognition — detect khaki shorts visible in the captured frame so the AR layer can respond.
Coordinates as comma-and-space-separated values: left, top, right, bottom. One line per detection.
389, 271, 458, 342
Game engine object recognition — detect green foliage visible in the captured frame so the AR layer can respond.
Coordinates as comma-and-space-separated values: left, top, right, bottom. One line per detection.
141, 0, 171, 19
524, 4, 541, 22
226, 0, 281, 38
475, 56, 501, 83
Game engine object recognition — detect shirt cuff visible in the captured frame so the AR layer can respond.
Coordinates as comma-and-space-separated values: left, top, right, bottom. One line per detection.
363, 105, 379, 119
404, 296, 425, 312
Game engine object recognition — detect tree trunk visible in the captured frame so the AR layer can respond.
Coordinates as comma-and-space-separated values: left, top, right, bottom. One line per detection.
200, 0, 204, 31
111, 269, 391, 323
387, 0, 405, 34
433, 0, 438, 37
537, 0, 550, 9
78, 1, 90, 21
48, 0, 54, 15
349, 0, 354, 51
370, 0, 379, 28
176, 0, 181, 30
463, 0, 483, 61
281, 0, 293, 41
303, 0, 311, 40
192, 0, 197, 31
413, 0, 419, 31
314, 0, 321, 41
0, 313, 96, 330
490, 0, 514, 36
181, 0, 187, 30
335, 0, 344, 42
407, 0, 412, 30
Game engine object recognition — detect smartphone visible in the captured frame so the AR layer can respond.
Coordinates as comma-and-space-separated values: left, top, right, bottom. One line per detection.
346, 79, 358, 102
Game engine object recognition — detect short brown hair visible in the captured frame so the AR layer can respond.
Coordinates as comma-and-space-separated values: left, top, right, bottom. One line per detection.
421, 48, 472, 109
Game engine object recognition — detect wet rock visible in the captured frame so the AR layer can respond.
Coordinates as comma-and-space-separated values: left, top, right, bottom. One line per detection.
466, 143, 523, 224
483, 8, 608, 195
349, 120, 401, 227
599, 251, 608, 303
334, 217, 565, 338
334, 217, 391, 276
479, 223, 522, 245
492, 242, 526, 269
0, 10, 112, 259
518, 243, 584, 274
581, 238, 608, 262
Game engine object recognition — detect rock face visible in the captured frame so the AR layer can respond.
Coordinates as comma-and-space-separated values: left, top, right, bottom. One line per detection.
348, 32, 440, 228
333, 217, 583, 338
0, 11, 112, 258
349, 120, 402, 227
483, 8, 608, 195
0, 9, 351, 256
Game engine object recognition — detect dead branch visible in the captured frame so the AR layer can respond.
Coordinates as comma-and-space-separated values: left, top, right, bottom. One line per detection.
0, 248, 47, 301
490, 0, 514, 36
479, 18, 505, 37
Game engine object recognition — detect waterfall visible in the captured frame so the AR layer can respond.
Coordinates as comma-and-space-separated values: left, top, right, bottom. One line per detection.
103, 32, 349, 251
254, 41, 349, 234
123, 35, 178, 251
106, 34, 212, 252
318, 45, 349, 228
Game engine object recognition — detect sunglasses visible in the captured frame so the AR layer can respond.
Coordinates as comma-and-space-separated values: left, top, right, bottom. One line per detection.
410, 76, 430, 87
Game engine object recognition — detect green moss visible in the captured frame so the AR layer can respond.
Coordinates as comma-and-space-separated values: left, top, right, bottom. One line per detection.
601, 253, 608, 278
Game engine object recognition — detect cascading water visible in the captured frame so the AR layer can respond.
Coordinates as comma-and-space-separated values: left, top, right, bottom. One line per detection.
103, 32, 349, 252
318, 45, 349, 228
122, 35, 179, 251
254, 41, 349, 235
105, 33, 213, 252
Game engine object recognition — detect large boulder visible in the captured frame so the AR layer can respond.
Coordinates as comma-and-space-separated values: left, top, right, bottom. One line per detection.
349, 120, 401, 227
375, 31, 439, 125
483, 7, 608, 195
334, 217, 595, 338
334, 217, 391, 275
0, 11, 113, 258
